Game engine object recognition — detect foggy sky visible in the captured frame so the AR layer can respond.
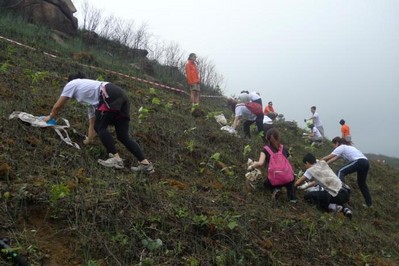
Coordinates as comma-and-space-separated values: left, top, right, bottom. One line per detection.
72, 0, 399, 158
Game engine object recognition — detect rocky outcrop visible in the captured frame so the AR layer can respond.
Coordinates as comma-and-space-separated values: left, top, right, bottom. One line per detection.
1, 0, 78, 36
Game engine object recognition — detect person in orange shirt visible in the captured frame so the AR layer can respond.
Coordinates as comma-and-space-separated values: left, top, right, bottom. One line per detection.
185, 53, 200, 105
339, 119, 351, 143
264, 101, 278, 120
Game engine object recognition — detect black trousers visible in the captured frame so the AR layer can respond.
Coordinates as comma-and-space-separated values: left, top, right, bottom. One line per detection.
94, 110, 145, 161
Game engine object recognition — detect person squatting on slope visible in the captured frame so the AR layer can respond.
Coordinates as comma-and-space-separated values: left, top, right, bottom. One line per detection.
322, 137, 372, 207
231, 94, 265, 139
307, 123, 323, 144
295, 153, 352, 219
43, 72, 155, 174
185, 53, 200, 105
264, 101, 278, 121
248, 128, 297, 202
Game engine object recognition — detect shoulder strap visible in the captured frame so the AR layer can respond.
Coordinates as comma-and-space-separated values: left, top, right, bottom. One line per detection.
264, 145, 272, 154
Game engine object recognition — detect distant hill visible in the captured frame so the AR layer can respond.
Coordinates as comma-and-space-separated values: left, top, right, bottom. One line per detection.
366, 153, 399, 170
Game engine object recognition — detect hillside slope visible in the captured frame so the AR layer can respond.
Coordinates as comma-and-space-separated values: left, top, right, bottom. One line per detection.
1, 36, 399, 265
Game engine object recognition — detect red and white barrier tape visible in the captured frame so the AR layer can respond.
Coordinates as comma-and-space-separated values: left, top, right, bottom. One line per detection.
0, 34, 225, 99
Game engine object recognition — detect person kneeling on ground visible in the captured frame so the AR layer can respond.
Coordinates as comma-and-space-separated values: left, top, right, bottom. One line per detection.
295, 153, 352, 219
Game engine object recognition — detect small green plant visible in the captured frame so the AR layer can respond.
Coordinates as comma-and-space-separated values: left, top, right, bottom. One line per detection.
50, 183, 70, 205
199, 152, 222, 173
151, 97, 161, 105
0, 61, 9, 73
141, 238, 163, 251
87, 260, 100, 266
31, 71, 49, 84
205, 111, 223, 120
191, 103, 199, 113
138, 106, 150, 122
149, 87, 157, 95
96, 74, 105, 81
186, 256, 200, 266
175, 207, 189, 219
165, 102, 174, 110
192, 214, 208, 227
183, 127, 197, 134
243, 145, 252, 158
111, 232, 129, 245
186, 140, 195, 152
210, 152, 221, 162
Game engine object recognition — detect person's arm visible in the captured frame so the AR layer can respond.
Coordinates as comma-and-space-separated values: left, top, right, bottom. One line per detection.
87, 116, 96, 137
295, 175, 307, 186
248, 152, 266, 170
322, 153, 340, 164
231, 116, 242, 129
44, 96, 69, 122
295, 175, 316, 188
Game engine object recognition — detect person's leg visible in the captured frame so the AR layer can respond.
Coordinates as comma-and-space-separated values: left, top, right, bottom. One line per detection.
317, 126, 325, 138
95, 111, 124, 168
114, 118, 146, 162
330, 188, 350, 205
304, 191, 330, 211
285, 181, 297, 201
194, 90, 200, 104
94, 111, 117, 155
357, 159, 372, 207
243, 120, 253, 138
255, 114, 265, 137
337, 160, 358, 182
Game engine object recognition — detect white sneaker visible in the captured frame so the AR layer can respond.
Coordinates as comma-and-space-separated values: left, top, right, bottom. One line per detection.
131, 162, 155, 174
98, 156, 124, 169
343, 207, 353, 220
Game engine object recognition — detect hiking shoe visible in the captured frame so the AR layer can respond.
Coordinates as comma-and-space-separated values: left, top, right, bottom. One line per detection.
343, 207, 352, 220
131, 162, 155, 174
362, 203, 373, 208
271, 189, 281, 201
98, 156, 124, 169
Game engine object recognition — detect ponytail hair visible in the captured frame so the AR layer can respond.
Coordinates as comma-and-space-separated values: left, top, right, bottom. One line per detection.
332, 136, 350, 145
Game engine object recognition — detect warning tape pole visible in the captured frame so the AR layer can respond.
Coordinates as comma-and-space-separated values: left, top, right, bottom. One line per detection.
0, 34, 225, 99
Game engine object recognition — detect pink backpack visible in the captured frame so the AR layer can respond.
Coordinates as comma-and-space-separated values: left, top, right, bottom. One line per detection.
264, 145, 294, 186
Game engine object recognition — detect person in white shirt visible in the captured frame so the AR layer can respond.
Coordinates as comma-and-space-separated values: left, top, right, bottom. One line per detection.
240, 90, 263, 106
44, 72, 154, 174
308, 124, 323, 143
231, 95, 265, 139
322, 137, 372, 207
307, 106, 325, 138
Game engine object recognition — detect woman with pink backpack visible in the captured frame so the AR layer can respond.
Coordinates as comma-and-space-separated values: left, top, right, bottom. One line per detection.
247, 128, 297, 202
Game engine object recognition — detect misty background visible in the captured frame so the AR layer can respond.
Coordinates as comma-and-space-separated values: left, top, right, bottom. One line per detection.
72, 0, 399, 158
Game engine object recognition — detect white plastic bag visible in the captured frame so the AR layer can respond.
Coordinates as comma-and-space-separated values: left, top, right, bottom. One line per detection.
215, 113, 228, 126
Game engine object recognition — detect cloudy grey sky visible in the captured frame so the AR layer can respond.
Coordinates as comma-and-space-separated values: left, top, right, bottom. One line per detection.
72, 0, 399, 158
